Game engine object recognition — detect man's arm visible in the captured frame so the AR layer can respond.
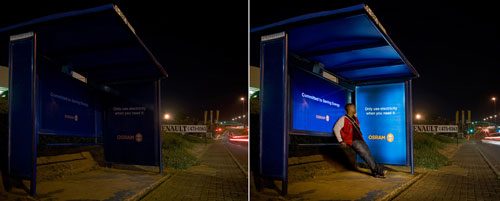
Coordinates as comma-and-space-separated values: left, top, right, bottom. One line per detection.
333, 116, 344, 142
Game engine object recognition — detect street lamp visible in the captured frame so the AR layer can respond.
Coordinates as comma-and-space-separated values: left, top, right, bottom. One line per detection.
415, 113, 422, 120
493, 97, 497, 128
240, 97, 245, 124
164, 113, 171, 126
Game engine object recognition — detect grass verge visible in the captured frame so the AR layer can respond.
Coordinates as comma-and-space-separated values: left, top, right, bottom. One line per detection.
414, 132, 465, 169
162, 132, 211, 169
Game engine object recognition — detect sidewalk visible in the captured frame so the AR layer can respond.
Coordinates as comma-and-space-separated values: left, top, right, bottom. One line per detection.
141, 139, 248, 201
0, 152, 168, 201
250, 154, 419, 201
393, 142, 500, 201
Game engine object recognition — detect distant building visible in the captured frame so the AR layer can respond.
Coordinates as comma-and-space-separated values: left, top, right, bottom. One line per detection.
249, 66, 259, 97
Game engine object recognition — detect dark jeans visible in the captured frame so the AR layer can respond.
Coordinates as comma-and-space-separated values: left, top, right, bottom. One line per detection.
351, 140, 385, 175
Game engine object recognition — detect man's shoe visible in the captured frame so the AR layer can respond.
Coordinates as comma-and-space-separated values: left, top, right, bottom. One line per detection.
374, 170, 388, 178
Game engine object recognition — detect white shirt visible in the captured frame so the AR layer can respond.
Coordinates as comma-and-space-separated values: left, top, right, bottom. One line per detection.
333, 116, 345, 143
333, 113, 357, 143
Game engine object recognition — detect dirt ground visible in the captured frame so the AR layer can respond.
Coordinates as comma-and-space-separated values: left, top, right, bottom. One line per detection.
438, 142, 465, 160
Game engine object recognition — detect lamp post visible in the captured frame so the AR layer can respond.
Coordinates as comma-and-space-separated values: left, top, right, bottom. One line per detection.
164, 113, 170, 125
493, 97, 497, 129
240, 97, 245, 125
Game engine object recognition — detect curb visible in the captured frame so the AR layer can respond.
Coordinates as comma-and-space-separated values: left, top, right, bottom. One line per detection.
476, 143, 500, 179
126, 172, 177, 201
376, 171, 429, 201
222, 142, 248, 177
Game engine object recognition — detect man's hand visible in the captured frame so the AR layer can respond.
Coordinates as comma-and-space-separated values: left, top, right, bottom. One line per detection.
341, 142, 347, 148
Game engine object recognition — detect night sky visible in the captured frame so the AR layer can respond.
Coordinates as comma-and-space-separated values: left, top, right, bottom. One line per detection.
1, 1, 499, 123
251, 0, 500, 122
0, 1, 247, 122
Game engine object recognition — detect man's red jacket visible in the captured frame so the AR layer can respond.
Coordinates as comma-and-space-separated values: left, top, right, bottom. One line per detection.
333, 115, 364, 146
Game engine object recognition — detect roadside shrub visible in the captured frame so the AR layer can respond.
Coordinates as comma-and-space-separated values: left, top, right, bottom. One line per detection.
162, 132, 197, 169
413, 132, 450, 169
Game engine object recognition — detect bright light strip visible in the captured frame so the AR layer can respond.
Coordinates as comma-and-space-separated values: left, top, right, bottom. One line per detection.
229, 138, 249, 142
227, 126, 245, 129
482, 140, 500, 146
230, 135, 248, 139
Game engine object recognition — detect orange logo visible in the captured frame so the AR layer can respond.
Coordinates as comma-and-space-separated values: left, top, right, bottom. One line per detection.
387, 133, 394, 142
135, 133, 143, 142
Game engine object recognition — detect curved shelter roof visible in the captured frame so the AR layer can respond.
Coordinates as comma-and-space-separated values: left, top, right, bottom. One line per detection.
0, 4, 167, 83
251, 4, 418, 83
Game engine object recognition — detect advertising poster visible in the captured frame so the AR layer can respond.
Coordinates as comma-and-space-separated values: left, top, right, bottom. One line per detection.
38, 61, 96, 137
103, 82, 159, 166
291, 69, 346, 134
355, 82, 407, 165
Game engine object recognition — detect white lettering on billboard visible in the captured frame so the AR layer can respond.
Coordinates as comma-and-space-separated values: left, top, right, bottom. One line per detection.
413, 125, 458, 133
162, 125, 207, 133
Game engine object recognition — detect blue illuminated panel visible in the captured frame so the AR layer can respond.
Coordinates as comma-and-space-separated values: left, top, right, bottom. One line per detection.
291, 69, 346, 134
355, 82, 407, 165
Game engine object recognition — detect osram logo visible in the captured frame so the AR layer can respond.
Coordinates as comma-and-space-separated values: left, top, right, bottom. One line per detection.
315, 114, 330, 122
64, 114, 78, 122
116, 133, 143, 143
368, 133, 394, 142
135, 133, 143, 142
387, 133, 394, 142
368, 135, 386, 140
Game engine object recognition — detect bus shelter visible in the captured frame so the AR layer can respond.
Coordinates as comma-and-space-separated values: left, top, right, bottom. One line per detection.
1, 4, 167, 195
251, 4, 419, 195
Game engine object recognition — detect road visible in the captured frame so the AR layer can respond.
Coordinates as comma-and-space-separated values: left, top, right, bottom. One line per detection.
473, 129, 500, 172
478, 138, 500, 174
220, 128, 248, 173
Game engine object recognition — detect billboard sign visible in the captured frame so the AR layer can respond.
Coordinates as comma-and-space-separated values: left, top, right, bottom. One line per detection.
414, 125, 458, 133
162, 125, 207, 133
355, 82, 407, 165
290, 69, 346, 135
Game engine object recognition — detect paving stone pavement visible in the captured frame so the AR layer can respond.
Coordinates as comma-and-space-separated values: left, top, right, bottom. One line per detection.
393, 142, 500, 201
141, 139, 248, 201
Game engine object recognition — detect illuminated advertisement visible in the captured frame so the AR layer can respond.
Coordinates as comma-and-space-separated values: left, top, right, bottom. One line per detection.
291, 69, 346, 134
355, 82, 407, 165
